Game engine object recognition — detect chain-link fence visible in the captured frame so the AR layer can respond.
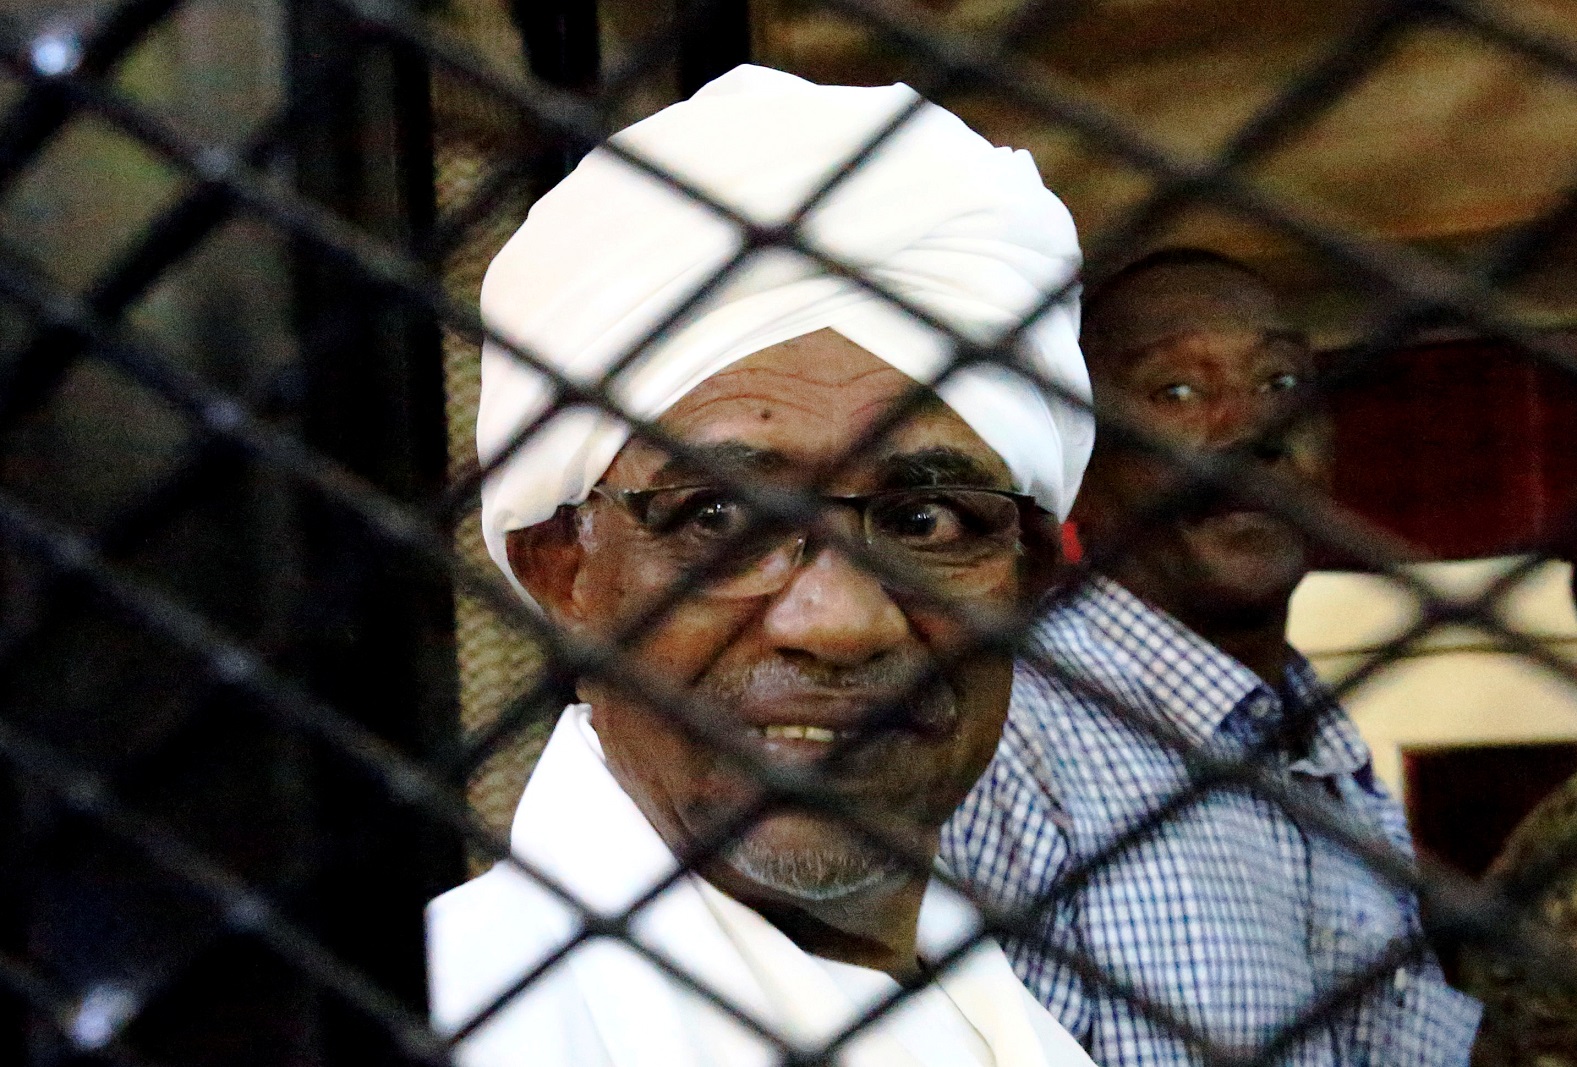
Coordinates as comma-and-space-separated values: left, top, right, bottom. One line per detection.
2, 0, 1577, 1064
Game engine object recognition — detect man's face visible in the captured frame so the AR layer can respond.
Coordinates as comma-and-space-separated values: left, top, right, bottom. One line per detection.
1075, 264, 1331, 623
511, 330, 1049, 906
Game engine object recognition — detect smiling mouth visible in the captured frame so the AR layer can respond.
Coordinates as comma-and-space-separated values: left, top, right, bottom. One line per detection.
753, 724, 848, 742
738, 685, 957, 744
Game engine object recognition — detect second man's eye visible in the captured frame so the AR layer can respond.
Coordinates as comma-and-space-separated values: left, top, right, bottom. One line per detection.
1154, 382, 1197, 403
1259, 372, 1301, 394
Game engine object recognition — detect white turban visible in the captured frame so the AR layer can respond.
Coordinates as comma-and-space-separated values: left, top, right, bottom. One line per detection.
478, 65, 1092, 603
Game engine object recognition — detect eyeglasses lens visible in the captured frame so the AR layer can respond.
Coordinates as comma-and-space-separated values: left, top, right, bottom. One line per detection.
630, 487, 1023, 601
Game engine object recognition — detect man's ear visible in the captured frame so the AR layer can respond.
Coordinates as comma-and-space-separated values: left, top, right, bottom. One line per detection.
1304, 409, 1337, 493
506, 506, 586, 632
1020, 508, 1069, 606
1067, 460, 1103, 530
1066, 447, 1117, 548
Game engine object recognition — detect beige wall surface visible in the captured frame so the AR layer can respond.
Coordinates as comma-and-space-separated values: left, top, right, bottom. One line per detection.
1289, 558, 1577, 800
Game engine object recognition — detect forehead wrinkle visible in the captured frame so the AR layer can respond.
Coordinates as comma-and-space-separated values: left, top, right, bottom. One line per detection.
672, 389, 831, 425
697, 361, 908, 395
841, 363, 908, 385
848, 383, 937, 422
668, 363, 917, 434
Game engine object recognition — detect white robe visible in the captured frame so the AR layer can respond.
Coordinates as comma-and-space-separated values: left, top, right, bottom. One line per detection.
427, 707, 1098, 1067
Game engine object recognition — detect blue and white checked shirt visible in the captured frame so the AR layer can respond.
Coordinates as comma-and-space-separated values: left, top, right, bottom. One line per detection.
941, 575, 1480, 1066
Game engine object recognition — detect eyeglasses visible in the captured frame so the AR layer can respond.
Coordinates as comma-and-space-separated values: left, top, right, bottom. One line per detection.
584, 483, 1039, 600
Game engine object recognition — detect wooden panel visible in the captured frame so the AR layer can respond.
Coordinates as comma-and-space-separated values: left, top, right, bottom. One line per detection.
755, 0, 1577, 336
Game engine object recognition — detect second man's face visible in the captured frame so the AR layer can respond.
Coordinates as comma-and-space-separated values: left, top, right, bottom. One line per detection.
1075, 266, 1332, 624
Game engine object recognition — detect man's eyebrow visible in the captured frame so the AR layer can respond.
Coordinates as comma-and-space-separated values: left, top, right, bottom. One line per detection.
1264, 327, 1311, 351
1101, 325, 1312, 376
875, 447, 1004, 490
648, 442, 788, 486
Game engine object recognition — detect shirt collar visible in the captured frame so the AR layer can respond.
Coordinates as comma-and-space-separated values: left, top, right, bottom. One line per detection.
1053, 575, 1369, 778
1282, 656, 1370, 778
1059, 574, 1269, 748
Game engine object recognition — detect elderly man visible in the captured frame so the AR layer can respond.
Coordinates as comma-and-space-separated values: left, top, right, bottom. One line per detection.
427, 66, 1097, 1066
942, 249, 1482, 1064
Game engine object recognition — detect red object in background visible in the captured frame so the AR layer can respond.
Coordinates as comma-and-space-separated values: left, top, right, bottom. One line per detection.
1061, 522, 1083, 564
1328, 336, 1577, 562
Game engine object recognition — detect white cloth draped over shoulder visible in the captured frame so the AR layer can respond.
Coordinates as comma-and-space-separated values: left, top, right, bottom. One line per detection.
426, 708, 1099, 1067
476, 64, 1091, 607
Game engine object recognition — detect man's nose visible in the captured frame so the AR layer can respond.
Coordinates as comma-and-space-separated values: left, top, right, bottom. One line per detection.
759, 546, 909, 667
1205, 392, 1289, 463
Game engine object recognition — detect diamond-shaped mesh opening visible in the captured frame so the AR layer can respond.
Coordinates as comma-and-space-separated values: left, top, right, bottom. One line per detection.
0, 115, 188, 292
0, 359, 192, 532
109, 0, 285, 150
119, 214, 298, 398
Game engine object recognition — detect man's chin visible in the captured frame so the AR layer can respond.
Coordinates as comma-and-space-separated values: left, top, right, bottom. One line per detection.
1179, 522, 1308, 611
722, 815, 909, 902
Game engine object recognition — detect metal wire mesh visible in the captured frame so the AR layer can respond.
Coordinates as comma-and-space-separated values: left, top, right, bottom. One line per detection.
2, 0, 1577, 1064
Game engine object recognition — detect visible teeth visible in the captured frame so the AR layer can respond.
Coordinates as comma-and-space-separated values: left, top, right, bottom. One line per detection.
760, 724, 838, 742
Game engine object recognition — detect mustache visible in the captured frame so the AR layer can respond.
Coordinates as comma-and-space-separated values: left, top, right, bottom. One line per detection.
697, 657, 958, 732
703, 656, 937, 699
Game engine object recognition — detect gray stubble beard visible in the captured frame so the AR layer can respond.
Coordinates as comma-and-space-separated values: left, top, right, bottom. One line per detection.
696, 659, 950, 902
724, 825, 906, 902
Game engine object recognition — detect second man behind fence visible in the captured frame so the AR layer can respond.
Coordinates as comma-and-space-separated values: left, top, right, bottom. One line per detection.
942, 249, 1482, 1064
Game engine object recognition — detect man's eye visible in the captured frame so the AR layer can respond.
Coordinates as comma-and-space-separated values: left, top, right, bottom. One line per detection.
1259, 372, 1301, 394
1153, 382, 1197, 403
876, 499, 966, 547
871, 492, 1007, 552
645, 489, 750, 538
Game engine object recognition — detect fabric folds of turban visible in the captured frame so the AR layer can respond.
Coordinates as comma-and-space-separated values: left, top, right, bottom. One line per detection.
478, 64, 1092, 604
